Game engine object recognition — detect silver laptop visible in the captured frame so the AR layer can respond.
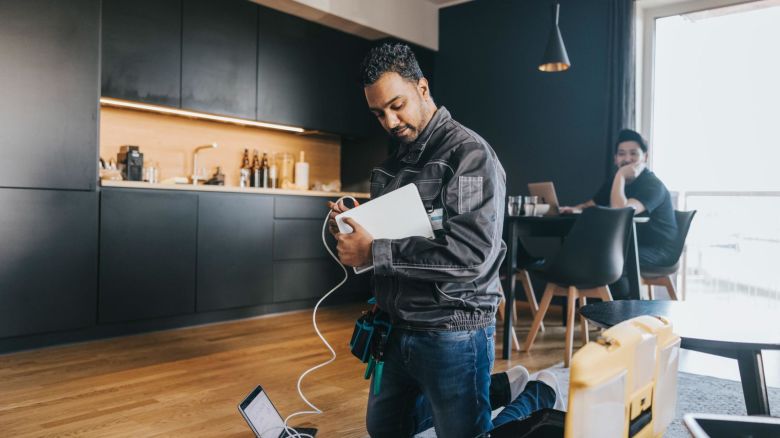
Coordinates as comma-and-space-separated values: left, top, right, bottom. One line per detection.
527, 181, 560, 216
238, 385, 317, 438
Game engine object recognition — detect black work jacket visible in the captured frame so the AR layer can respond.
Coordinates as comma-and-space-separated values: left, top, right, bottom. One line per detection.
370, 107, 507, 331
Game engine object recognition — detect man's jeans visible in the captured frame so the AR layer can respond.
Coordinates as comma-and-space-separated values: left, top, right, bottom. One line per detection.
412, 378, 557, 434
366, 325, 495, 438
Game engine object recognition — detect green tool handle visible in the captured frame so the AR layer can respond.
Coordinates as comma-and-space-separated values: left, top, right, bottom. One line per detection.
373, 361, 384, 395
364, 356, 376, 380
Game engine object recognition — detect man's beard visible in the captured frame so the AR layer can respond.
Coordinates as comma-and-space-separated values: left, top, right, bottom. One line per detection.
390, 124, 418, 144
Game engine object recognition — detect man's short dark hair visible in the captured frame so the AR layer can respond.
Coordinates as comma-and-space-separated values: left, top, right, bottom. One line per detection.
614, 129, 649, 154
360, 42, 424, 86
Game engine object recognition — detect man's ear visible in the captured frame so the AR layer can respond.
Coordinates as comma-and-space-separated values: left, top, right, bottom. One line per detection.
417, 77, 431, 100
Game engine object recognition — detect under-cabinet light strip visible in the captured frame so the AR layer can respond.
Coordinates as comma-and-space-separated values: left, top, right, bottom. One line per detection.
99, 97, 305, 133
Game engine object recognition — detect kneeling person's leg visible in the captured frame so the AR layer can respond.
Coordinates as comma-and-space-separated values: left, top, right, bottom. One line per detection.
492, 370, 562, 429
409, 327, 494, 438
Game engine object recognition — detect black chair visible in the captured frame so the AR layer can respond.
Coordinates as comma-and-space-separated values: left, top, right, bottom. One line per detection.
522, 207, 635, 367
641, 210, 697, 300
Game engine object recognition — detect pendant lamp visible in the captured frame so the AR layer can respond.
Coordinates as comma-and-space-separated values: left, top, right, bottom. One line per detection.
539, 2, 571, 72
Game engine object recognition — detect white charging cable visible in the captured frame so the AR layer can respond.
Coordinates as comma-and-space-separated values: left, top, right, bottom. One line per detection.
280, 196, 357, 438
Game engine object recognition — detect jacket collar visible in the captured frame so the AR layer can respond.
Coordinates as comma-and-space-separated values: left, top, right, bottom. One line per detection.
398, 106, 451, 164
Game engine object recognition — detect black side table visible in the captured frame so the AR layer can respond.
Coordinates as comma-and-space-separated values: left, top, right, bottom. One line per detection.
580, 300, 780, 416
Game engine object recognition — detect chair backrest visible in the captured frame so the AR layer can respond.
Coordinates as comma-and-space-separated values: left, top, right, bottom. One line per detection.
545, 207, 635, 287
565, 315, 681, 438
667, 210, 697, 263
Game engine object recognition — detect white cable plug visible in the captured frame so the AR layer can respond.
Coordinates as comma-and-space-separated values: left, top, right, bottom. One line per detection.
280, 196, 357, 438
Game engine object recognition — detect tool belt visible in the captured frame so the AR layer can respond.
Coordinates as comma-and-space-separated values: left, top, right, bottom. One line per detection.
349, 298, 392, 395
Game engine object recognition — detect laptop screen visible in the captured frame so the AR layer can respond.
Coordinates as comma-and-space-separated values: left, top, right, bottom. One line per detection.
239, 386, 287, 438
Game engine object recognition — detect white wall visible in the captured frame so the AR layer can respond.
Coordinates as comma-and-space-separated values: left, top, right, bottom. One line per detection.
252, 0, 440, 50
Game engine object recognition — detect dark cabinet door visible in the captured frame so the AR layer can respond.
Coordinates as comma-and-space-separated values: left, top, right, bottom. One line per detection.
0, 189, 98, 339
273, 219, 331, 260
101, 0, 181, 107
99, 189, 198, 323
182, 0, 258, 119
197, 193, 274, 311
256, 5, 373, 135
256, 6, 332, 131
329, 30, 374, 137
273, 260, 344, 302
0, 0, 99, 191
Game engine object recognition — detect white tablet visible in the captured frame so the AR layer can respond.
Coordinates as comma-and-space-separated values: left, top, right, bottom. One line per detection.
336, 183, 435, 274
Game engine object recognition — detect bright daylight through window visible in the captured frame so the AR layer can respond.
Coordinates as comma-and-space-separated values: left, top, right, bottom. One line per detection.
650, 0, 780, 308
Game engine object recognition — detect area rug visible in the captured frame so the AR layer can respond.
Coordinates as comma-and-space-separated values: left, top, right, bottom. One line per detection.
544, 365, 780, 437
415, 366, 780, 437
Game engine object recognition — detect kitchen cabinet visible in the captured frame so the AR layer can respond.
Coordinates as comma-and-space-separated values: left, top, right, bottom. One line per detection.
273, 220, 331, 260
99, 189, 198, 322
0, 189, 98, 339
256, 5, 373, 135
0, 0, 99, 191
197, 193, 274, 311
274, 195, 332, 219
273, 260, 345, 302
101, 0, 182, 107
271, 194, 369, 302
182, 0, 258, 119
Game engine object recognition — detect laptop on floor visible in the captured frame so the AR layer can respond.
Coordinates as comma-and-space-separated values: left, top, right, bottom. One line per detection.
238, 385, 317, 438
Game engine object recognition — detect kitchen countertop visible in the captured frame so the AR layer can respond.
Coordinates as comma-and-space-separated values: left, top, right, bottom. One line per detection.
101, 180, 370, 199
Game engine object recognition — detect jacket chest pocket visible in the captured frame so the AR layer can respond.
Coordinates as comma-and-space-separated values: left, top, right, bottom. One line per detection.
369, 169, 394, 198
415, 179, 443, 210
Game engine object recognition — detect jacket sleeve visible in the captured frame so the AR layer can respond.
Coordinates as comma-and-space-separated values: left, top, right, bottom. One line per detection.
371, 142, 504, 283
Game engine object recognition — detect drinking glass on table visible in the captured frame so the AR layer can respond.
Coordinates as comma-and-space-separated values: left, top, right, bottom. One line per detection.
522, 196, 538, 216
507, 196, 523, 216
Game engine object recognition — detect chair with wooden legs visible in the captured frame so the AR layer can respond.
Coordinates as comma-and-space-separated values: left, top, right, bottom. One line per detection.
497, 253, 546, 352
641, 210, 696, 300
522, 207, 635, 367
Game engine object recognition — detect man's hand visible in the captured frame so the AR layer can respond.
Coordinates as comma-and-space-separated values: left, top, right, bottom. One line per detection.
336, 217, 374, 267
558, 206, 577, 214
616, 161, 646, 182
327, 199, 360, 236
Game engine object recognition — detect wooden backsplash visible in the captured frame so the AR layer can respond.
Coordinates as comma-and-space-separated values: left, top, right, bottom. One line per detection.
100, 107, 341, 188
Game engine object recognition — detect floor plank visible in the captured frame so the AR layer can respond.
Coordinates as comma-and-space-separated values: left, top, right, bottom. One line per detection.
0, 302, 711, 437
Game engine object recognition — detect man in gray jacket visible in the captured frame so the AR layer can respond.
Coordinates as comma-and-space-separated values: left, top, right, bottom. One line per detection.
329, 43, 506, 438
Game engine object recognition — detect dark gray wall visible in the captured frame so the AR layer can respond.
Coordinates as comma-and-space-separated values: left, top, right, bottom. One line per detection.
437, 0, 611, 204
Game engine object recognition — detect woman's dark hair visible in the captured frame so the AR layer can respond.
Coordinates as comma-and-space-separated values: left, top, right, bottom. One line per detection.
614, 129, 648, 154
360, 42, 424, 86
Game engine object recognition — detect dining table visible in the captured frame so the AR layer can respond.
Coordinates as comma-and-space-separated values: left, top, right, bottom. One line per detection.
500, 213, 647, 359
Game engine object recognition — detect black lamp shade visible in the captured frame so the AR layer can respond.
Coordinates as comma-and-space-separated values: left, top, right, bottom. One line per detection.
539, 3, 571, 72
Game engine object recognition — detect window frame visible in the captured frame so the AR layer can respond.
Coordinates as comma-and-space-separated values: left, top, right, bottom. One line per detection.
636, 0, 761, 168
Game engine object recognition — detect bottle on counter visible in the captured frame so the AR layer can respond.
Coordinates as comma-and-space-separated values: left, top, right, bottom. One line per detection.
260, 152, 270, 188
251, 149, 261, 188
294, 150, 309, 190
239, 148, 251, 188
269, 158, 278, 189
144, 161, 159, 184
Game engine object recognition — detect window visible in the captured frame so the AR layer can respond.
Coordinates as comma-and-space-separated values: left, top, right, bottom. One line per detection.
642, 0, 780, 308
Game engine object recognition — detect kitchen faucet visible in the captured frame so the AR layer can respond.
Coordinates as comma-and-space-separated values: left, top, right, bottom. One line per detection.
192, 143, 218, 185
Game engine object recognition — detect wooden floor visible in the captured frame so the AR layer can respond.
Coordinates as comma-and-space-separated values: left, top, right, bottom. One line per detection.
0, 303, 577, 437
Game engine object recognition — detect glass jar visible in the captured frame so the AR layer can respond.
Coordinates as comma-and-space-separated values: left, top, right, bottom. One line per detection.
275, 152, 295, 189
